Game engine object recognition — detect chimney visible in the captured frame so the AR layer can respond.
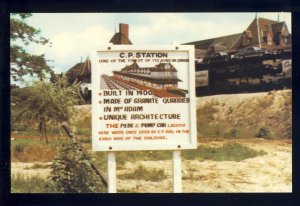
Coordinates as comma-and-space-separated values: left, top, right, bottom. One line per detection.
119, 23, 129, 44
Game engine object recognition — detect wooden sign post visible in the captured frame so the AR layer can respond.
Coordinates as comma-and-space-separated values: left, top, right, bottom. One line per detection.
107, 152, 117, 193
172, 150, 182, 192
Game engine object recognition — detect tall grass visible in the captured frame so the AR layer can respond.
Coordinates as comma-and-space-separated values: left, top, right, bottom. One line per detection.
118, 165, 168, 182
11, 138, 66, 162
183, 142, 267, 162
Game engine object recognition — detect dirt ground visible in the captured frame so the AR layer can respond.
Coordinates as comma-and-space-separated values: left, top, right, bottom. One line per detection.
11, 90, 292, 192
11, 138, 292, 193
11, 162, 52, 179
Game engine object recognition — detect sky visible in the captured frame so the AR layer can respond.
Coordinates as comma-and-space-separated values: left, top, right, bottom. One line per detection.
12, 12, 291, 85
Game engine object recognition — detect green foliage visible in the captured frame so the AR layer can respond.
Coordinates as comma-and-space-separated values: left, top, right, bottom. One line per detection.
116, 151, 172, 166
183, 142, 267, 162
50, 141, 106, 193
10, 13, 52, 81
12, 78, 82, 143
256, 127, 269, 138
256, 127, 273, 139
118, 165, 168, 182
15, 78, 82, 123
226, 128, 238, 138
11, 174, 58, 193
26, 163, 51, 170
228, 106, 233, 114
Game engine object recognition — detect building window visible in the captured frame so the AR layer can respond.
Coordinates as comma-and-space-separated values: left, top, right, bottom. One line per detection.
242, 34, 250, 46
274, 32, 281, 45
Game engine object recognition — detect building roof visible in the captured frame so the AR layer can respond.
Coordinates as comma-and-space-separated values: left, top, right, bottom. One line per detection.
184, 33, 243, 57
66, 58, 91, 83
245, 17, 276, 47
109, 32, 132, 45
153, 63, 177, 72
271, 22, 289, 36
184, 17, 291, 58
185, 33, 242, 50
243, 30, 252, 38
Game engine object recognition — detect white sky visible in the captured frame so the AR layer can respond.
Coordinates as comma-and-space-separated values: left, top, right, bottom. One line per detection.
13, 12, 291, 81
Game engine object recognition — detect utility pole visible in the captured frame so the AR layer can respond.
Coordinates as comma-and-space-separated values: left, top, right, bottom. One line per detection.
256, 14, 262, 48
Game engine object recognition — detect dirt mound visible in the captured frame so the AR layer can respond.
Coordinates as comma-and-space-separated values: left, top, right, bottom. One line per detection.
197, 90, 292, 139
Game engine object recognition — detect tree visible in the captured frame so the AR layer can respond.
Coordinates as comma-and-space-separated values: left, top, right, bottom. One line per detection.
10, 13, 52, 81
14, 77, 83, 143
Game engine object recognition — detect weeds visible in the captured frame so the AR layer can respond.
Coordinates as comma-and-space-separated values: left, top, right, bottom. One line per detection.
256, 127, 270, 138
257, 93, 274, 109
118, 165, 168, 182
226, 128, 238, 138
11, 174, 58, 193
255, 127, 279, 140
118, 188, 135, 193
11, 139, 64, 162
92, 150, 173, 169
117, 150, 172, 166
25, 163, 51, 170
183, 142, 267, 162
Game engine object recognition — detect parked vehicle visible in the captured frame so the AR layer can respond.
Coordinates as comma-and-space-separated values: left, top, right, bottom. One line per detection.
202, 52, 230, 64
233, 47, 270, 59
275, 44, 292, 55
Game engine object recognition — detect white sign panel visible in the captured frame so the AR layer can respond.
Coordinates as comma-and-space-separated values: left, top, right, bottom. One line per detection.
92, 45, 196, 151
282, 59, 292, 78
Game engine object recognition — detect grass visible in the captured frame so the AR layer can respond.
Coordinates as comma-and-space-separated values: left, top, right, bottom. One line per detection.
92, 142, 266, 172
11, 138, 67, 162
183, 142, 267, 162
118, 188, 135, 193
11, 174, 58, 193
71, 113, 91, 136
257, 92, 275, 109
117, 150, 172, 166
12, 123, 66, 138
182, 173, 205, 181
284, 174, 292, 184
24, 163, 51, 170
118, 165, 168, 182
92, 150, 172, 172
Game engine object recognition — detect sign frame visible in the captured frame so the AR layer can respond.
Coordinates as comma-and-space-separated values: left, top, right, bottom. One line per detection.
91, 44, 196, 152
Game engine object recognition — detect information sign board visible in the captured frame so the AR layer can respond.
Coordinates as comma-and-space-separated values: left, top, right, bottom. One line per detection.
92, 45, 196, 151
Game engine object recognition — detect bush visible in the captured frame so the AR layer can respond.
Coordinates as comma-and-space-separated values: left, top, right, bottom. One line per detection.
256, 127, 270, 139
226, 128, 238, 138
50, 141, 107, 193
